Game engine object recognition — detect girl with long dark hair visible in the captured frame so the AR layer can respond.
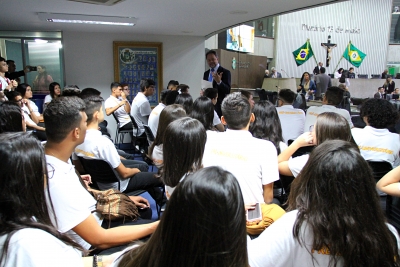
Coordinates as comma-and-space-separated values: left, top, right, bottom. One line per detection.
116, 166, 248, 267
248, 140, 400, 267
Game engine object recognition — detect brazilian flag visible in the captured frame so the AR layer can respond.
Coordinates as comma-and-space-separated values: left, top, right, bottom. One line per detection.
292, 40, 314, 66
342, 42, 366, 68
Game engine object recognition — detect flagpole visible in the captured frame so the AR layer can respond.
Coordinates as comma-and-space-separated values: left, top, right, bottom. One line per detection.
333, 41, 350, 73
308, 39, 318, 65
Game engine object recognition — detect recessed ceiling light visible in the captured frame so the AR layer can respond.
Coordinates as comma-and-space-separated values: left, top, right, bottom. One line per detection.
229, 10, 248, 15
37, 13, 136, 26
34, 39, 48, 44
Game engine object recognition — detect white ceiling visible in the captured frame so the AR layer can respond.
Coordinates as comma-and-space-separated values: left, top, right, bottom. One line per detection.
0, 0, 343, 37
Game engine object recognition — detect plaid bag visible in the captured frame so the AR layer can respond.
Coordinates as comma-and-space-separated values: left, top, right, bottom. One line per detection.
89, 188, 139, 227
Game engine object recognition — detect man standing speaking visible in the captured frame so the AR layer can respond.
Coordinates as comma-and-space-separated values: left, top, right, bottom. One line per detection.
203, 50, 231, 117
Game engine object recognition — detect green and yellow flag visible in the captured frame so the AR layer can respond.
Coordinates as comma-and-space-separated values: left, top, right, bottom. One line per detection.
342, 42, 366, 68
292, 39, 314, 66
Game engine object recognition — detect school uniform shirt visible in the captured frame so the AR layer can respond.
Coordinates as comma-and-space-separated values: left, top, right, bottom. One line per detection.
131, 92, 152, 136
21, 105, 37, 126
72, 129, 130, 191
247, 210, 400, 267
288, 154, 309, 177
29, 100, 41, 117
213, 110, 222, 126
352, 126, 400, 167
148, 103, 166, 137
304, 105, 353, 133
203, 129, 279, 204
105, 95, 131, 128
276, 105, 305, 144
0, 228, 83, 267
46, 155, 103, 250
151, 144, 163, 168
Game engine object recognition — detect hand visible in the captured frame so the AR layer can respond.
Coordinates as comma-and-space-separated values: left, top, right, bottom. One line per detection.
131, 168, 141, 176
121, 91, 127, 99
293, 132, 315, 147
129, 196, 150, 209
119, 99, 127, 107
10, 80, 18, 88
23, 99, 31, 109
81, 174, 92, 184
24, 65, 31, 73
212, 71, 223, 84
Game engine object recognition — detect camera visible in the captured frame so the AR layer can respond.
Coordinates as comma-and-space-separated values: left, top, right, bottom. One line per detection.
29, 66, 37, 71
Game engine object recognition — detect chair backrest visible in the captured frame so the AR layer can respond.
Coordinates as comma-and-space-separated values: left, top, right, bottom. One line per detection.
78, 156, 121, 191
367, 161, 393, 182
112, 112, 121, 128
143, 125, 155, 143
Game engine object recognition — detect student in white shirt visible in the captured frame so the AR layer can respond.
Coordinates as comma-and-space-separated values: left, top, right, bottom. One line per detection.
43, 97, 159, 252
203, 87, 225, 132
148, 90, 168, 137
104, 82, 132, 131
304, 86, 353, 132
43, 82, 61, 110
278, 112, 355, 177
276, 89, 305, 143
250, 100, 287, 155
248, 140, 400, 267
203, 93, 279, 204
162, 117, 206, 198
352, 98, 400, 167
131, 79, 155, 137
190, 96, 220, 133
0, 132, 118, 267
15, 83, 42, 119
114, 167, 248, 267
148, 104, 187, 168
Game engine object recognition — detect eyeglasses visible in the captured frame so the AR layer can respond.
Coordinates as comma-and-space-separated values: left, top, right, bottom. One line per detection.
309, 125, 314, 132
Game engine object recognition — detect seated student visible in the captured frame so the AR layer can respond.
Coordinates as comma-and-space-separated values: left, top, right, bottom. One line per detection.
276, 89, 305, 144
72, 96, 165, 205
377, 166, 400, 196
248, 140, 400, 267
352, 98, 400, 167
7, 91, 46, 140
177, 83, 189, 94
240, 89, 255, 109
0, 132, 118, 267
114, 167, 247, 267
190, 96, 219, 133
43, 82, 61, 109
104, 82, 132, 131
148, 90, 168, 137
166, 80, 179, 91
0, 102, 25, 133
303, 86, 353, 132
174, 93, 193, 114
203, 87, 224, 132
149, 104, 186, 168
250, 100, 287, 155
279, 112, 354, 177
43, 96, 159, 252
15, 83, 43, 120
203, 93, 279, 204
162, 117, 206, 198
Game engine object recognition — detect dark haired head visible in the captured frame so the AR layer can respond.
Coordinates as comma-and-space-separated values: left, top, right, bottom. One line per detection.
62, 85, 81, 97
288, 140, 399, 267
174, 94, 193, 114
117, 166, 247, 267
162, 117, 206, 187
49, 82, 61, 99
6, 91, 21, 102
0, 102, 23, 133
0, 132, 83, 263
167, 80, 179, 89
80, 88, 101, 99
15, 83, 31, 98
149, 104, 187, 156
338, 68, 343, 74
83, 96, 104, 124
249, 100, 283, 154
160, 90, 169, 104
360, 98, 399, 129
110, 82, 121, 90
314, 112, 354, 145
205, 50, 218, 59
0, 57, 5, 63
191, 96, 214, 130
324, 86, 344, 105
221, 92, 251, 130
177, 84, 189, 94
203, 87, 218, 100
320, 67, 326, 74
300, 72, 311, 84
165, 90, 179, 105
240, 90, 251, 100
278, 89, 296, 104
140, 79, 155, 92
44, 96, 86, 143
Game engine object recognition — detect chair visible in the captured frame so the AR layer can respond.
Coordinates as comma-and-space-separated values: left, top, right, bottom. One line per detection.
386, 195, 400, 230
129, 115, 148, 153
112, 113, 132, 148
274, 174, 295, 208
367, 161, 393, 183
371, 74, 381, 79
143, 125, 155, 146
351, 115, 366, 128
358, 74, 368, 79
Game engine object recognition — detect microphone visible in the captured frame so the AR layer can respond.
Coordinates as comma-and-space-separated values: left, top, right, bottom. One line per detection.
281, 69, 289, 78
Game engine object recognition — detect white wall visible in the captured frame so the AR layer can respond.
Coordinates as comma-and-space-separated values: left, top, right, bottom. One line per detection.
63, 31, 205, 140
275, 0, 392, 78
388, 44, 400, 62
